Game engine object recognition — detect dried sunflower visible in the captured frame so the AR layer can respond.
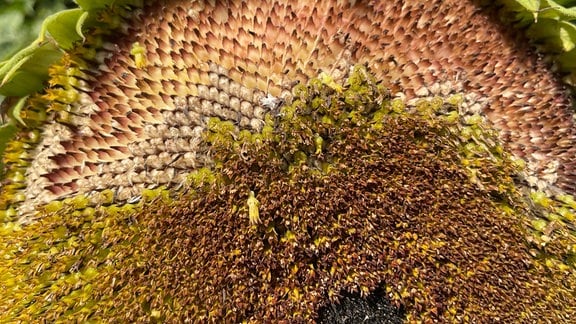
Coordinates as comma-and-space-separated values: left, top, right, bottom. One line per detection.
0, 0, 575, 322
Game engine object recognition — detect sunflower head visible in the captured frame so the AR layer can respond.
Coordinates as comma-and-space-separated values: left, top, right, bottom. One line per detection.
1, 0, 576, 322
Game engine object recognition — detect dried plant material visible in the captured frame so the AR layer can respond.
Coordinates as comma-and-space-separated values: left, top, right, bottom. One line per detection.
0, 0, 576, 323
1, 0, 575, 220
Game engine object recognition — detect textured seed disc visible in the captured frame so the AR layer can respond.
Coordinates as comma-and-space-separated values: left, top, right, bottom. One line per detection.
15, 0, 576, 217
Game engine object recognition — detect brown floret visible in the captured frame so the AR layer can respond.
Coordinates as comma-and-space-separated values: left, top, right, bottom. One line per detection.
91, 114, 565, 322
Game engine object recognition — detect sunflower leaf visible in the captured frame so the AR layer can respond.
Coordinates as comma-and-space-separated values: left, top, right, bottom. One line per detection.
515, 0, 541, 11
539, 0, 576, 20
41, 9, 84, 50
76, 11, 90, 41
74, 0, 144, 11
0, 41, 61, 97
559, 20, 576, 51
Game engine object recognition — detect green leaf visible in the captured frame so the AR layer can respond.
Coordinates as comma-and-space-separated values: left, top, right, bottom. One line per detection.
527, 19, 562, 48
555, 0, 576, 6
0, 41, 62, 97
539, 0, 576, 20
513, 0, 576, 21
502, 0, 539, 23
76, 11, 90, 41
0, 1, 73, 61
0, 51, 32, 87
526, 18, 576, 52
41, 9, 84, 50
559, 20, 576, 51
74, 0, 144, 11
515, 0, 542, 11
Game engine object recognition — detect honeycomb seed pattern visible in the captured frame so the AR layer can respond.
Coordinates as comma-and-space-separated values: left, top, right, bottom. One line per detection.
15, 0, 576, 217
